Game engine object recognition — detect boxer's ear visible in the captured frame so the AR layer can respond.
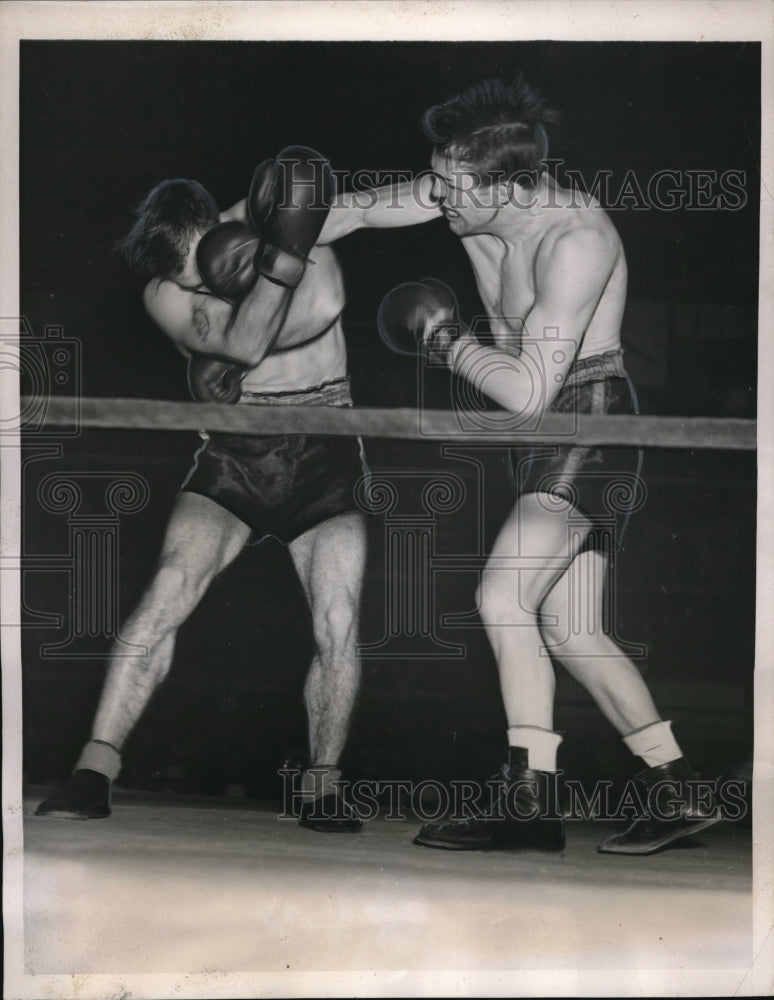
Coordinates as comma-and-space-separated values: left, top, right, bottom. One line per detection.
499, 176, 515, 207
504, 173, 538, 208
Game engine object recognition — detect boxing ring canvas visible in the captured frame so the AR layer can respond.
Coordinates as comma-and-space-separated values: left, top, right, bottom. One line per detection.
1, 2, 772, 998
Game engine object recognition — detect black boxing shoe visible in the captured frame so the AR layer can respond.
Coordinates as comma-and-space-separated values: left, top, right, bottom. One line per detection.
412, 815, 497, 851
297, 765, 362, 833
277, 748, 309, 817
413, 749, 565, 852
597, 757, 722, 856
298, 792, 363, 833
34, 769, 111, 819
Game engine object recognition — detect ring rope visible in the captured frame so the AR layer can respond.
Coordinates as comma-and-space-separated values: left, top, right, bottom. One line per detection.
23, 397, 757, 451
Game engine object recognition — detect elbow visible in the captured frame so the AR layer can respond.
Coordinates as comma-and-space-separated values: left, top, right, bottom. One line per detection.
219, 334, 265, 368
238, 345, 266, 368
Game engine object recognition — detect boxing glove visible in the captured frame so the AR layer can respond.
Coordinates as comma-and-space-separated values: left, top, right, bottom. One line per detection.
248, 145, 335, 288
187, 353, 247, 405
377, 277, 469, 364
196, 219, 261, 301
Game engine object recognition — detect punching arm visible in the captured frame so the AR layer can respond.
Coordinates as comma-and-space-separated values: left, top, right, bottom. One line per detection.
318, 174, 441, 243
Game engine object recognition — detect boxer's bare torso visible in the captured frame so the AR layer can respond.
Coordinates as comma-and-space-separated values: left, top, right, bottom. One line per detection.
428, 157, 627, 362
460, 209, 626, 359
144, 205, 348, 394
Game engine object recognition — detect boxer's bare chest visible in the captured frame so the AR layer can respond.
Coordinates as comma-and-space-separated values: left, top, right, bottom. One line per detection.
277, 244, 346, 348
461, 235, 538, 344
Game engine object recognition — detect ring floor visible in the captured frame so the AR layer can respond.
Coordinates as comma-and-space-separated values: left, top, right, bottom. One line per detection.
15, 787, 757, 997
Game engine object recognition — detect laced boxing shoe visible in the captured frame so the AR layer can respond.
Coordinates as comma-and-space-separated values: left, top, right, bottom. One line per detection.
413, 748, 565, 851
597, 756, 722, 855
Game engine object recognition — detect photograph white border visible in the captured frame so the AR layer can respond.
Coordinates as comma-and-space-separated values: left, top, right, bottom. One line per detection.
2, 2, 772, 997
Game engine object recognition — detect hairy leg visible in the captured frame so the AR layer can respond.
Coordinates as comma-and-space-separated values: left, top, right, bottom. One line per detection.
91, 492, 251, 748
539, 547, 661, 734
289, 512, 366, 766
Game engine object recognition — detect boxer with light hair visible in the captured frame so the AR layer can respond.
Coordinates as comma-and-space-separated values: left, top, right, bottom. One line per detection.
324, 75, 721, 855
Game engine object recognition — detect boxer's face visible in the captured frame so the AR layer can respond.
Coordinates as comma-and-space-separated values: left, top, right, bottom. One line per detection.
430, 149, 504, 235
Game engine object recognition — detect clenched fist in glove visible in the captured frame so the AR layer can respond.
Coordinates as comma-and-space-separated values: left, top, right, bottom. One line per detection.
187, 353, 247, 405
248, 146, 335, 288
195, 145, 335, 300
196, 219, 262, 302
377, 277, 470, 366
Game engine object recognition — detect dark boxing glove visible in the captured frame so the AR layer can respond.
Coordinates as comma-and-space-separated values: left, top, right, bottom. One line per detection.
187, 353, 247, 405
377, 277, 469, 365
195, 219, 262, 301
248, 145, 335, 288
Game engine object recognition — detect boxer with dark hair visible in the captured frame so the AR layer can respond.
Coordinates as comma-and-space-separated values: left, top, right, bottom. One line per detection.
120, 177, 220, 276
323, 75, 721, 855
36, 148, 364, 832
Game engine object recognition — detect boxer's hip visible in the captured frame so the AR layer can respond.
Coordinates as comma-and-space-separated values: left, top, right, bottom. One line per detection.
509, 350, 644, 550
181, 377, 367, 544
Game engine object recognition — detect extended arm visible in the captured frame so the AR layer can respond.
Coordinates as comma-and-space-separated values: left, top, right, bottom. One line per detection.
318, 174, 441, 243
219, 198, 247, 222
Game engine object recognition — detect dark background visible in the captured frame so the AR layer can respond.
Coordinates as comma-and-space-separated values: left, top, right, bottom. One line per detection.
19, 41, 758, 798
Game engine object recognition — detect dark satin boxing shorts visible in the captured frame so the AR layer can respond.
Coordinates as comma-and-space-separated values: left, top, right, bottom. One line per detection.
181, 376, 367, 544
508, 350, 644, 553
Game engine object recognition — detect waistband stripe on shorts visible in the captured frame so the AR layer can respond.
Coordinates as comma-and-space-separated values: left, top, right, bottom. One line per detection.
562, 349, 626, 389
240, 376, 352, 408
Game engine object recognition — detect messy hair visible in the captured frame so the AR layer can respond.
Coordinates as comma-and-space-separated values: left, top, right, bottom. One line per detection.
422, 76, 559, 188
117, 178, 219, 277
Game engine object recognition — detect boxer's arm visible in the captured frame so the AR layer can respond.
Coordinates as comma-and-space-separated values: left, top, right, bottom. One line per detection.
318, 175, 440, 243
219, 198, 247, 222
143, 276, 290, 367
451, 228, 617, 419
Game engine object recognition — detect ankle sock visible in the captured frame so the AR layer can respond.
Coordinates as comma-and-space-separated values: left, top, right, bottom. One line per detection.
623, 720, 682, 768
74, 740, 122, 781
507, 726, 563, 772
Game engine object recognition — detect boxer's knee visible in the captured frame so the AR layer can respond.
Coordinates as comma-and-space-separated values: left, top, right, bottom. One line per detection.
312, 598, 359, 658
141, 555, 215, 630
477, 566, 526, 627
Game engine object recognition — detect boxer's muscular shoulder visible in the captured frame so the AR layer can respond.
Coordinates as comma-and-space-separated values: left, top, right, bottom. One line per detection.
538, 217, 620, 280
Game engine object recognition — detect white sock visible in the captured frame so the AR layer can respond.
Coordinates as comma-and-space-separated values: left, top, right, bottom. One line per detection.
75, 740, 122, 781
507, 726, 563, 772
623, 720, 682, 768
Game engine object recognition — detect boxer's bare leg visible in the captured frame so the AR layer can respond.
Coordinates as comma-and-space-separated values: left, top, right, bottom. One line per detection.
288, 511, 366, 831
92, 493, 251, 745
477, 493, 584, 731
539, 547, 661, 733
35, 492, 250, 818
289, 512, 366, 767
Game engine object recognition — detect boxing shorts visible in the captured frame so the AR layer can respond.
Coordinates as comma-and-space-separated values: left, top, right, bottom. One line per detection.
181, 376, 368, 544
509, 349, 644, 553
